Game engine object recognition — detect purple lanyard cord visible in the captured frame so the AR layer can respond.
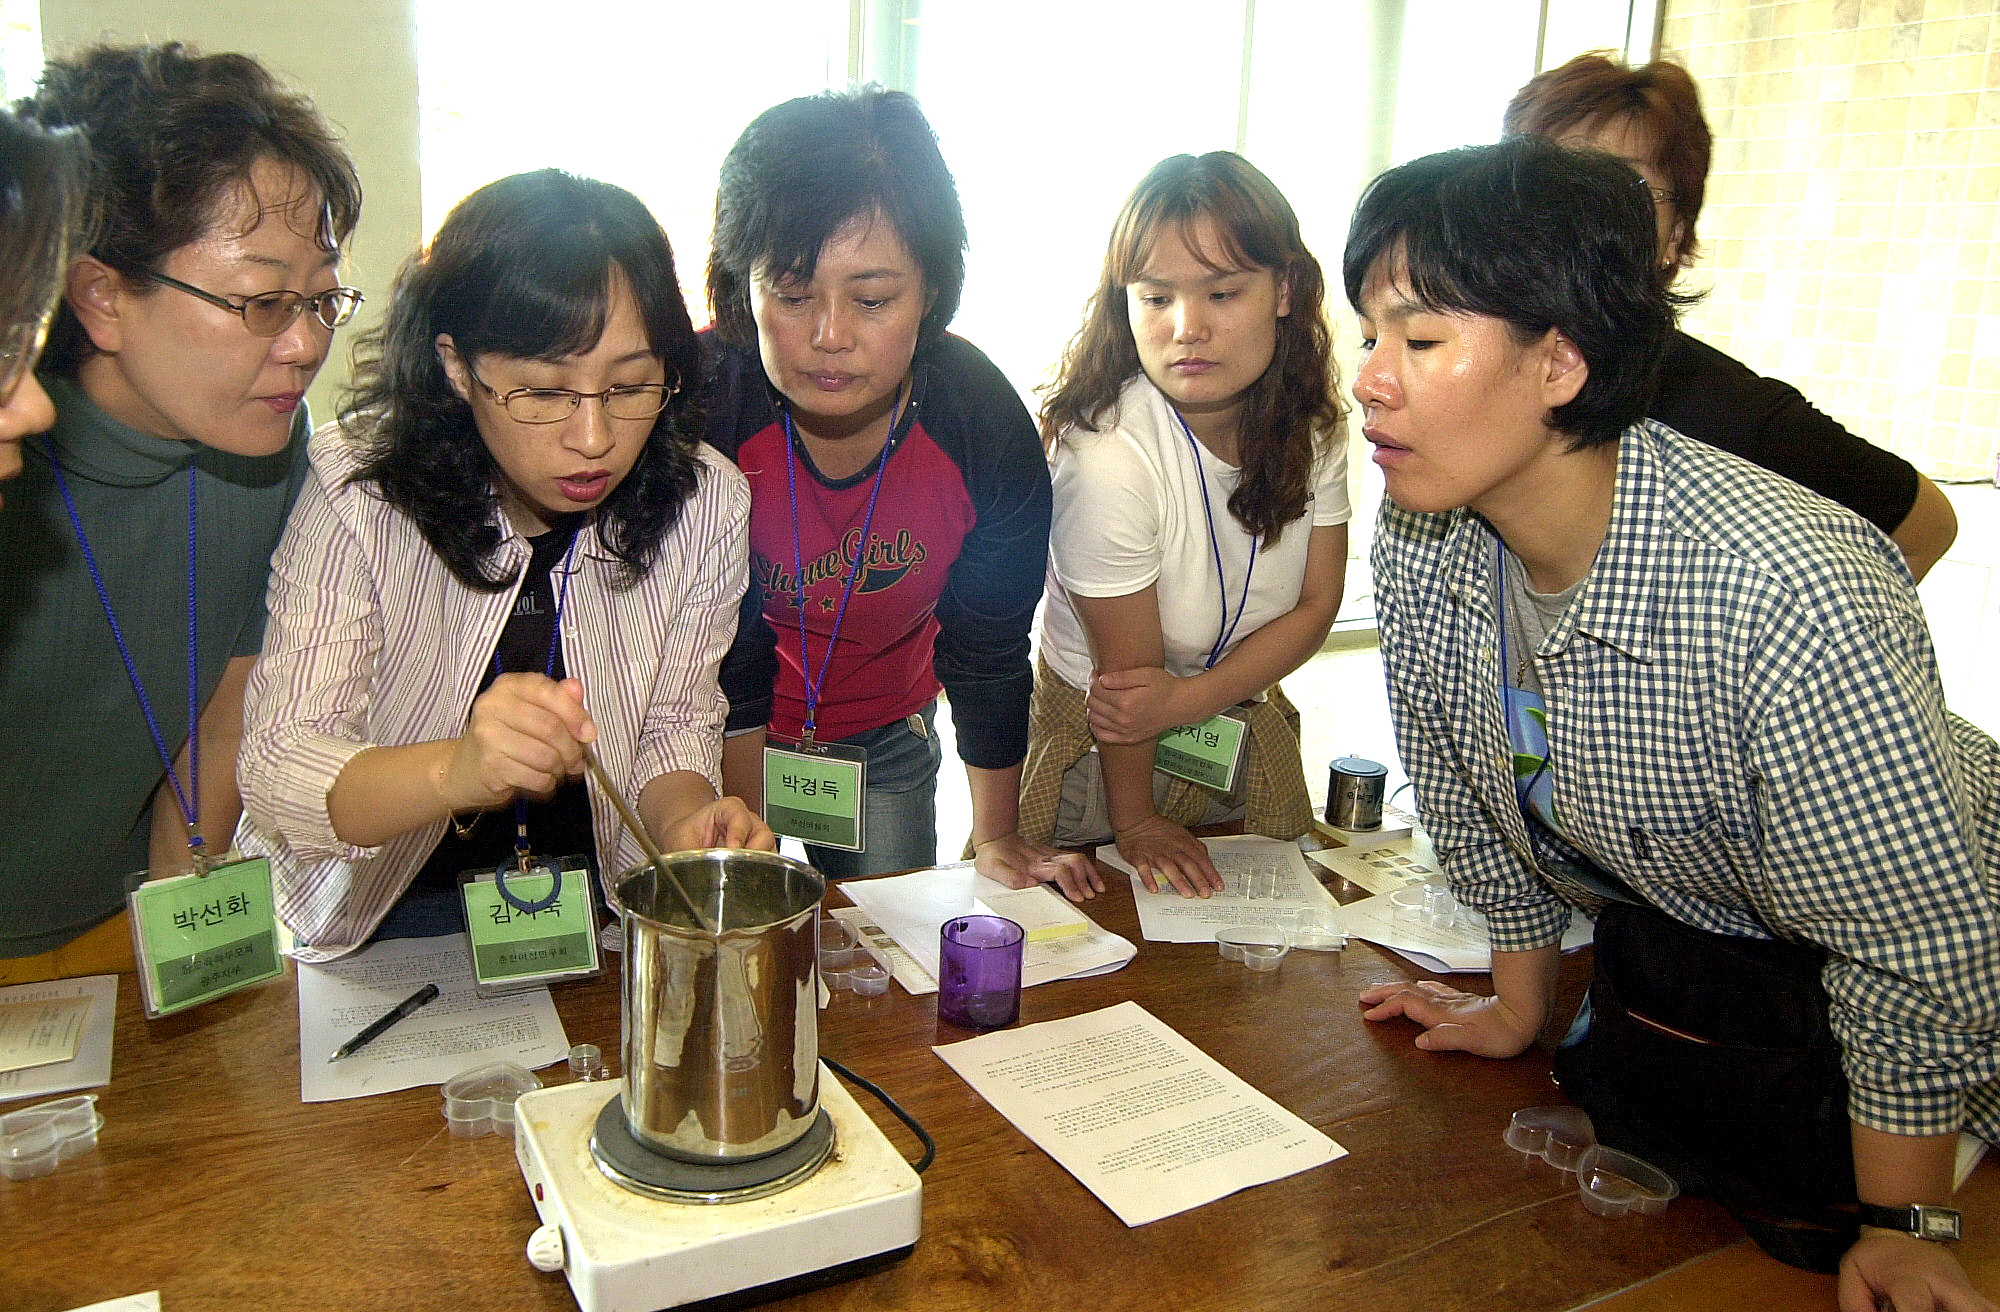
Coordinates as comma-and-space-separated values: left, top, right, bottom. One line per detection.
1171, 411, 1257, 669
493, 526, 581, 911
784, 391, 904, 741
43, 441, 205, 864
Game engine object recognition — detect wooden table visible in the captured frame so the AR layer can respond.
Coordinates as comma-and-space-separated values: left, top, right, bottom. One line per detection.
3, 867, 1992, 1312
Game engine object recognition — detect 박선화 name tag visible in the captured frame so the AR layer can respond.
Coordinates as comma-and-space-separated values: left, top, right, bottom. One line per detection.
127, 857, 284, 1019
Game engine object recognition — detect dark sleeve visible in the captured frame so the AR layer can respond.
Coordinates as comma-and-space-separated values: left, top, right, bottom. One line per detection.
925, 337, 1051, 770
1647, 331, 1918, 536
701, 332, 781, 733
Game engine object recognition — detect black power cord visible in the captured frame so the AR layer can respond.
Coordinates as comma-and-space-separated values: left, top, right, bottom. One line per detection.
824, 1056, 936, 1175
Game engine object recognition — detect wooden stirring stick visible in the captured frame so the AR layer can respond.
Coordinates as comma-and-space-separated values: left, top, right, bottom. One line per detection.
582, 744, 719, 936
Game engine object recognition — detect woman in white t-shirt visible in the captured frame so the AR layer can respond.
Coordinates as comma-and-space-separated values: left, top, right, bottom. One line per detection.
1022, 152, 1350, 897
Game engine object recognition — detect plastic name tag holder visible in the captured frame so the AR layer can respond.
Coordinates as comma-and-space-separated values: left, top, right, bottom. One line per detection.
127, 856, 285, 1019
458, 856, 602, 997
763, 738, 867, 851
1155, 708, 1248, 792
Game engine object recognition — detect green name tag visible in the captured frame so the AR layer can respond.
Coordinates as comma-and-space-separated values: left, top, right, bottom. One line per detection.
128, 857, 283, 1019
1154, 708, 1249, 792
763, 740, 867, 852
460, 858, 600, 992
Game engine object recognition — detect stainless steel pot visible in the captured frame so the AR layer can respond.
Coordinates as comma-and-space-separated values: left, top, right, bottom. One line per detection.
615, 849, 824, 1162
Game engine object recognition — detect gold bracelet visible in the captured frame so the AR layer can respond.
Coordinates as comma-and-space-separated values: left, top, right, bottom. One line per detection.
435, 760, 479, 840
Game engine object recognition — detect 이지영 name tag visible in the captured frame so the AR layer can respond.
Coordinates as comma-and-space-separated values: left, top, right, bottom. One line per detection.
1154, 708, 1249, 793
128, 857, 284, 1019
763, 739, 867, 852
459, 856, 601, 995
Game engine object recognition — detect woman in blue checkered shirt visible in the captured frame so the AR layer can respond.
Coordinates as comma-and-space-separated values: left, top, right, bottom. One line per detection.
1347, 138, 1997, 1312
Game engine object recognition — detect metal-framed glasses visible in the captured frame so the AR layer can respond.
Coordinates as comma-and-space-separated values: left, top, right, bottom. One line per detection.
461, 357, 677, 425
1630, 175, 1677, 207
146, 270, 364, 336
0, 313, 53, 405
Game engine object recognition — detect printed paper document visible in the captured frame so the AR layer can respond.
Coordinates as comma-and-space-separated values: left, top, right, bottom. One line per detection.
0, 975, 116, 1104
838, 864, 1135, 996
0, 992, 93, 1074
1099, 835, 1341, 943
1341, 889, 1594, 973
296, 933, 569, 1102
935, 1000, 1344, 1225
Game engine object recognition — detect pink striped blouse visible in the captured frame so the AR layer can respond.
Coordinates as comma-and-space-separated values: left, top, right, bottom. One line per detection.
238, 424, 749, 961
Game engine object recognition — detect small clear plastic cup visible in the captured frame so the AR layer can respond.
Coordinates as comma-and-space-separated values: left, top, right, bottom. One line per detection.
847, 962, 890, 996
818, 917, 859, 974
441, 1061, 542, 1137
1216, 926, 1290, 972
1282, 906, 1347, 954
1503, 1105, 1597, 1173
1575, 1144, 1679, 1217
0, 1094, 101, 1180
567, 1043, 606, 1082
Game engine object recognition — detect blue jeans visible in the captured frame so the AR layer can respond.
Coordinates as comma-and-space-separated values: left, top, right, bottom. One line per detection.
806, 702, 943, 879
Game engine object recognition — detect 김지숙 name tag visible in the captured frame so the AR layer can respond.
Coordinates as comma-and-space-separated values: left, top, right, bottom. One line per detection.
1154, 708, 1249, 793
459, 856, 601, 994
128, 857, 284, 1019
763, 739, 867, 852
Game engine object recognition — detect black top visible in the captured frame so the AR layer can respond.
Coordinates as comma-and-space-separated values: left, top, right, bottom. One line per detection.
409, 522, 595, 892
1648, 330, 1918, 537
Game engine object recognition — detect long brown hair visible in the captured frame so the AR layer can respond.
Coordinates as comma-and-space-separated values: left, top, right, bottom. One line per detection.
1040, 152, 1340, 544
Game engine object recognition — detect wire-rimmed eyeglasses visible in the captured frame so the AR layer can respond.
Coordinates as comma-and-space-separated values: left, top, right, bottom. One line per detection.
460, 356, 678, 425
147, 270, 364, 336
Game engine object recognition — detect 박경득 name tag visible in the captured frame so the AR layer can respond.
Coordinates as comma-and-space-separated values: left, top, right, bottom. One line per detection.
127, 857, 284, 1019
763, 739, 867, 852
1154, 708, 1249, 793
458, 856, 601, 995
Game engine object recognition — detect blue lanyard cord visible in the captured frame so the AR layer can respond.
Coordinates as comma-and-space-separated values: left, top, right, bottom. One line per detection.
495, 527, 583, 862
784, 391, 904, 740
43, 442, 203, 858
1170, 411, 1257, 669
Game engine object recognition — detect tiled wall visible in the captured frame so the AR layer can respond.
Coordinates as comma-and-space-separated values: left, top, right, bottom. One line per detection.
1661, 0, 1999, 483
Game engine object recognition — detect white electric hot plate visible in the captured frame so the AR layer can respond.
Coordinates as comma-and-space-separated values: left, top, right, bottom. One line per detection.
514, 1068, 922, 1312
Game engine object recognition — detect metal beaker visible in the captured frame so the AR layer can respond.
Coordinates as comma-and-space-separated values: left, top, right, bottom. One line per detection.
615, 850, 824, 1162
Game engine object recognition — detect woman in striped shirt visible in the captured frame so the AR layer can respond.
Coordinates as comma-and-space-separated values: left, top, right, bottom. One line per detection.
239, 170, 771, 960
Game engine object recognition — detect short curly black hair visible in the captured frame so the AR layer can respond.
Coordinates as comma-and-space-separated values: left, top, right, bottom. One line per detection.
20, 41, 362, 375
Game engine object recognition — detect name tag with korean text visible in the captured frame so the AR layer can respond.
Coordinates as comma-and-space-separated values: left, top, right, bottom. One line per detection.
128, 857, 284, 1019
763, 739, 867, 851
459, 856, 601, 995
1154, 708, 1249, 793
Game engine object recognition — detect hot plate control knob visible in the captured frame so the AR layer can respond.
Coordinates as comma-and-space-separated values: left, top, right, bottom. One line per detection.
527, 1223, 566, 1272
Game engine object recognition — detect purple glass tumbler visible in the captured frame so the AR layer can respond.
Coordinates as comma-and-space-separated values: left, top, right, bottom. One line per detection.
938, 915, 1024, 1030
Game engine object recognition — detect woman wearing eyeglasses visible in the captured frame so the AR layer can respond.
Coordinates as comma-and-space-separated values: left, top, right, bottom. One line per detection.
0, 44, 361, 982
0, 107, 86, 496
238, 169, 770, 959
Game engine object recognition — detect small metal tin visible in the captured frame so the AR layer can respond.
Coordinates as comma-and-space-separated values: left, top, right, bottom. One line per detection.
1327, 756, 1387, 830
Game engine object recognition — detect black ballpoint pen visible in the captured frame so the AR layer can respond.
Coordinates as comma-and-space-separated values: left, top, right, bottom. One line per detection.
328, 982, 440, 1062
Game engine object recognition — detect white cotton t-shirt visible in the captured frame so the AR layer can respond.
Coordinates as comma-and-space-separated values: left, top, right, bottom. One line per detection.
1039, 374, 1351, 692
